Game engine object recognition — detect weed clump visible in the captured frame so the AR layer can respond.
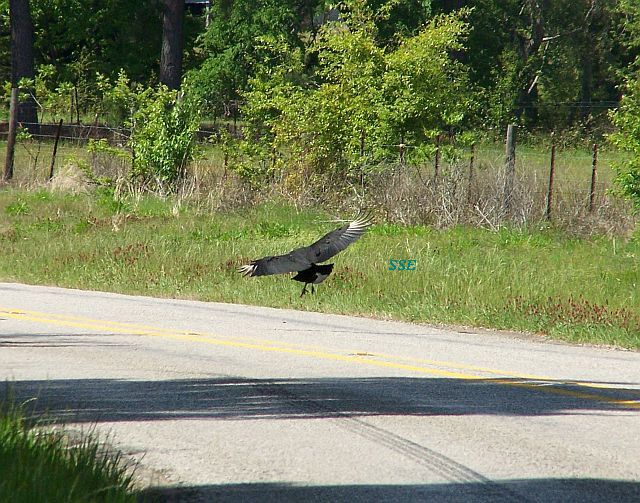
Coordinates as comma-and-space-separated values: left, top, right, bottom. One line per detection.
0, 399, 139, 502
509, 295, 640, 334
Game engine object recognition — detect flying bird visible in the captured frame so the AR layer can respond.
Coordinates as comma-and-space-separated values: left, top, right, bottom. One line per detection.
239, 215, 372, 296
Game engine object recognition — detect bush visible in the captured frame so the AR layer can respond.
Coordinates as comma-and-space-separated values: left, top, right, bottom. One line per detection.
241, 3, 474, 190
609, 76, 640, 209
89, 73, 202, 190
128, 86, 201, 187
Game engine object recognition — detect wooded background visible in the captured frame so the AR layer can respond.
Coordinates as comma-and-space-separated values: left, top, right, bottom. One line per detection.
2, 1, 640, 212
1, 1, 638, 132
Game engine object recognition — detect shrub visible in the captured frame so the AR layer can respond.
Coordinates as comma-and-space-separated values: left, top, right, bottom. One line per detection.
241, 3, 474, 190
128, 86, 202, 187
609, 76, 640, 209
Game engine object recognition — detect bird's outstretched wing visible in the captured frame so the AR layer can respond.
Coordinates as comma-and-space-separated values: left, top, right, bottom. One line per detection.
302, 213, 373, 264
238, 248, 314, 277
238, 214, 373, 277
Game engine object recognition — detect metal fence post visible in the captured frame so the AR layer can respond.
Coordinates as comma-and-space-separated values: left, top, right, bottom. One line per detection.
467, 142, 476, 206
48, 118, 64, 181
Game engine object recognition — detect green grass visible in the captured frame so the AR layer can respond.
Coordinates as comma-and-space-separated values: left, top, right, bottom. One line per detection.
0, 397, 139, 502
0, 188, 638, 349
474, 143, 619, 183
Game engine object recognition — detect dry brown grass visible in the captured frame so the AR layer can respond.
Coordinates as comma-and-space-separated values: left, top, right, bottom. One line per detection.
2, 138, 637, 236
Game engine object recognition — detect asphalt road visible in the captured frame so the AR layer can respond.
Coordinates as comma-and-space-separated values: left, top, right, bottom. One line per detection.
1, 282, 639, 502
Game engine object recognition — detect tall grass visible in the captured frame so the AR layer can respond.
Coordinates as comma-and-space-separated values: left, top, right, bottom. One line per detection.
0, 189, 638, 348
361, 142, 634, 234
1, 138, 634, 233
0, 397, 139, 502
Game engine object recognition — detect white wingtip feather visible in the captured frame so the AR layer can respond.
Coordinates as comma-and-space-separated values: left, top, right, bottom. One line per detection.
238, 264, 256, 277
350, 213, 373, 230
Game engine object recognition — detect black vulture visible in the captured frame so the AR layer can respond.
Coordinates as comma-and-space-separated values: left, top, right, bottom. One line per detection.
238, 215, 372, 296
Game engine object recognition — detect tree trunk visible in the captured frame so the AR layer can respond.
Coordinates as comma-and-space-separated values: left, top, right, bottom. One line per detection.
579, 41, 593, 125
159, 0, 184, 90
9, 0, 38, 133
513, 0, 548, 124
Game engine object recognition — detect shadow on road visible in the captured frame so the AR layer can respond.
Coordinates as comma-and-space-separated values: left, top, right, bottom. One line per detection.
140, 478, 640, 503
0, 333, 134, 348
1, 375, 638, 423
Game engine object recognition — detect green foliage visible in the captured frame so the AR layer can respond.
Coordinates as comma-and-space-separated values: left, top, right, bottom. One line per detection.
242, 3, 473, 185
440, 0, 626, 131
609, 77, 640, 209
188, 0, 314, 114
617, 0, 640, 73
2, 0, 638, 139
0, 0, 206, 105
82, 73, 202, 189
382, 11, 473, 139
128, 86, 202, 186
5, 200, 30, 216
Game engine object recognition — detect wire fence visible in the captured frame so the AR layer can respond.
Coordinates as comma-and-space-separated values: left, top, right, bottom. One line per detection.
0, 120, 229, 145
0, 119, 634, 232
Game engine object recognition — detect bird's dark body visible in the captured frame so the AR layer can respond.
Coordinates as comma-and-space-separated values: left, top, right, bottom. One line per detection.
292, 263, 334, 284
239, 215, 371, 296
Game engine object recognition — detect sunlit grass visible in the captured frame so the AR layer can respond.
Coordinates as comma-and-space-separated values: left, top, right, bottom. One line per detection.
0, 189, 638, 348
0, 397, 139, 502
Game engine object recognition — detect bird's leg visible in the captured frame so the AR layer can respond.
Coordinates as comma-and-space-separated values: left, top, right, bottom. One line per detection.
311, 284, 315, 294
300, 284, 308, 297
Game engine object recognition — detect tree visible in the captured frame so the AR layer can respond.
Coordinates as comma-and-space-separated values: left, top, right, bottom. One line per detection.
615, 0, 640, 77
427, 0, 628, 132
609, 77, 640, 209
608, 1, 640, 209
30, 0, 167, 84
160, 0, 185, 90
9, 0, 37, 130
242, 4, 472, 184
188, 0, 322, 116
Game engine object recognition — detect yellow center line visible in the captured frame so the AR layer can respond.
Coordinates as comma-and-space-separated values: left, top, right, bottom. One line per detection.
364, 351, 640, 394
9, 308, 635, 395
0, 309, 478, 379
1, 307, 639, 410
4, 309, 629, 390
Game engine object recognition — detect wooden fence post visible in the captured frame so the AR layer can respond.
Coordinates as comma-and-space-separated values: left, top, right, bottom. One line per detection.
48, 119, 64, 181
589, 143, 598, 212
3, 88, 19, 182
399, 136, 406, 167
434, 134, 441, 180
74, 85, 80, 124
359, 129, 365, 187
467, 142, 476, 205
546, 140, 556, 221
503, 124, 516, 214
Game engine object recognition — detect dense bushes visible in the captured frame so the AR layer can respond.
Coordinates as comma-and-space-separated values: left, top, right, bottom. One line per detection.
610, 76, 640, 209
240, 6, 473, 187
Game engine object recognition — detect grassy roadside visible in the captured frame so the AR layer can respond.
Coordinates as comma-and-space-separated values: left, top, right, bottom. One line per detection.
0, 188, 638, 349
0, 398, 139, 502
